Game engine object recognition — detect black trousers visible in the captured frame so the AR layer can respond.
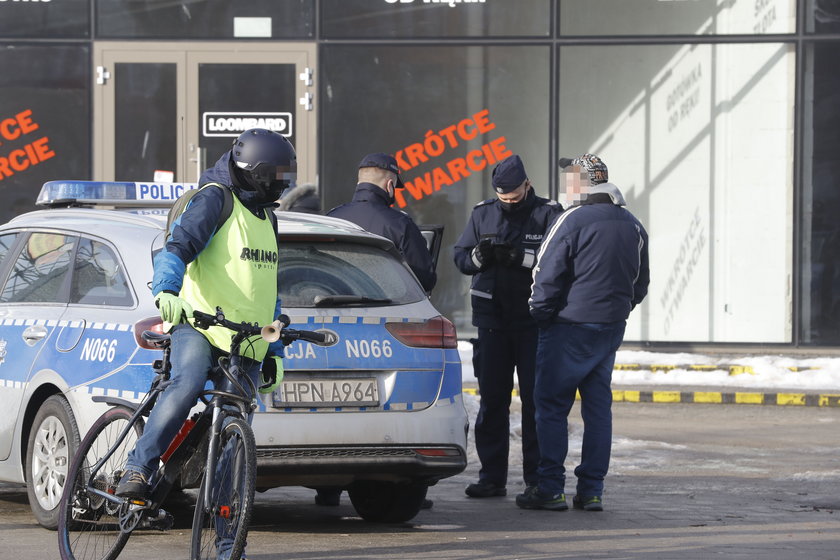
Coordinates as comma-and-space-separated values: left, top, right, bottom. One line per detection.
473, 326, 540, 487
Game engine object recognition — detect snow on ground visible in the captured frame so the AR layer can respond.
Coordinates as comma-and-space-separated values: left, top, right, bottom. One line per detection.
456, 340, 840, 478
457, 341, 840, 391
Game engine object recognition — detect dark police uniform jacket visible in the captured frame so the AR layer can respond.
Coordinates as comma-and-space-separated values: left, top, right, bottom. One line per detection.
327, 182, 437, 292
454, 188, 562, 330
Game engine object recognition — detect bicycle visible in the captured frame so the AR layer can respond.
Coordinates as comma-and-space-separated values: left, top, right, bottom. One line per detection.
57, 307, 330, 560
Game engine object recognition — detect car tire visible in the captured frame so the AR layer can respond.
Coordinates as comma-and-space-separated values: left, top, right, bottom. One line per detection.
25, 394, 80, 530
347, 480, 428, 523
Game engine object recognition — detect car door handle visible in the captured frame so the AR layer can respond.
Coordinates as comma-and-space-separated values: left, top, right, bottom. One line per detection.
22, 325, 48, 346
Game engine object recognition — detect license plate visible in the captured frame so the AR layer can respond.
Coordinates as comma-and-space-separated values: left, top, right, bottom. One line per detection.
272, 378, 379, 407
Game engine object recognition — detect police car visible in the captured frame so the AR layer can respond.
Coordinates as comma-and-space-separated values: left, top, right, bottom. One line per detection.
0, 180, 467, 528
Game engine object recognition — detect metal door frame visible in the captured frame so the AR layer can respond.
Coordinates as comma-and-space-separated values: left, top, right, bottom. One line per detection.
93, 41, 316, 184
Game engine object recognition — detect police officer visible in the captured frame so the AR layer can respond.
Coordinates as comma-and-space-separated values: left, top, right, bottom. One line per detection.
454, 154, 562, 498
328, 153, 437, 292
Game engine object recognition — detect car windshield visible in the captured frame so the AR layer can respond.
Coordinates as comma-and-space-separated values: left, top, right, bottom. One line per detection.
277, 241, 426, 308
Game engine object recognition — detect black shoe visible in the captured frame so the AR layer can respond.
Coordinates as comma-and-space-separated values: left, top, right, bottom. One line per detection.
315, 489, 342, 506
573, 495, 603, 511
115, 470, 149, 498
420, 498, 433, 509
465, 481, 506, 498
515, 486, 568, 511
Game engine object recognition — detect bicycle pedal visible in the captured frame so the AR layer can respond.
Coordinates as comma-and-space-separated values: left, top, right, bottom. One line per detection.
127, 498, 150, 509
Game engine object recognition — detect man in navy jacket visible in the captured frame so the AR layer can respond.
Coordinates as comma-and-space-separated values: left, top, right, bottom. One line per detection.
454, 154, 562, 499
516, 153, 649, 512
328, 153, 436, 293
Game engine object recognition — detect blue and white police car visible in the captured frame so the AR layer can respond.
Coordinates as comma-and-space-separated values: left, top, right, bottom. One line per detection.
0, 181, 467, 528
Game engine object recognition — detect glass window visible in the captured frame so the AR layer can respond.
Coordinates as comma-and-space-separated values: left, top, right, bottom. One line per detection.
321, 45, 550, 333
559, 0, 795, 36
198, 63, 297, 164
809, 0, 840, 32
277, 242, 426, 308
0, 0, 89, 38
115, 63, 177, 182
801, 42, 840, 345
96, 0, 314, 39
558, 43, 794, 343
0, 45, 91, 225
70, 238, 134, 307
1, 232, 76, 304
0, 233, 20, 267
321, 0, 550, 38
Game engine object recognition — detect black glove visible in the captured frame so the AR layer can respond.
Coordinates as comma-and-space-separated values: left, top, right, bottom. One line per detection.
494, 243, 524, 267
471, 238, 495, 267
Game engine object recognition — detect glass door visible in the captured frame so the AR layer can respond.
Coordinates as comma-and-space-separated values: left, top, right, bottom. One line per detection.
94, 42, 316, 184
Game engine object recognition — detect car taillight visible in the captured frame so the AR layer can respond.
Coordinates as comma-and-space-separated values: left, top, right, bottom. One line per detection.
385, 316, 458, 349
133, 316, 165, 349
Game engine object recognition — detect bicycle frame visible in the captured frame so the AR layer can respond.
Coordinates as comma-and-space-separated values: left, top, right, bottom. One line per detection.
75, 322, 260, 525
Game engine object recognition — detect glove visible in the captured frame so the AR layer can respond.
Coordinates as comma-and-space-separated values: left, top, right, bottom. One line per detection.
155, 292, 193, 326
471, 238, 495, 268
494, 243, 524, 267
259, 355, 284, 394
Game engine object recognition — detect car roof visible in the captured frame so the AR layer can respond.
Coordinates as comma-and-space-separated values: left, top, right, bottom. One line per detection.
4, 201, 397, 251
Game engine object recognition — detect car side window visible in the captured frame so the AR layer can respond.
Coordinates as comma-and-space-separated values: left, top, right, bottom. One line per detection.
0, 232, 76, 304
70, 238, 134, 307
0, 232, 20, 268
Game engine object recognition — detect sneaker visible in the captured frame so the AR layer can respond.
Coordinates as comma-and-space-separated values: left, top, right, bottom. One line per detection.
515, 486, 568, 511
114, 470, 149, 498
573, 495, 603, 511
465, 481, 507, 498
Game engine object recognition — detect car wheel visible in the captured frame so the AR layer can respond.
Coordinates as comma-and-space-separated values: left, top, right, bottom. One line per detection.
25, 394, 80, 530
347, 480, 428, 523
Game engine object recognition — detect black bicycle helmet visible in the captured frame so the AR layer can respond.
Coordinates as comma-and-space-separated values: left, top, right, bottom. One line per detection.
231, 128, 297, 202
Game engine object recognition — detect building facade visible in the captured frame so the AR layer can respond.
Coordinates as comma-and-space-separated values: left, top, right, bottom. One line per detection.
1, 0, 838, 349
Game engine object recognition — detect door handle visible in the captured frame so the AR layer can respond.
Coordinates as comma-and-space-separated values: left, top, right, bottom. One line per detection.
22, 325, 48, 346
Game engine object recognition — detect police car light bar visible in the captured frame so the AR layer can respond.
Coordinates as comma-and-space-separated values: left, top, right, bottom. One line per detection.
36, 181, 200, 208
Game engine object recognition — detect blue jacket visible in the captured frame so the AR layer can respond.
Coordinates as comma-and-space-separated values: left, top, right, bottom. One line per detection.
529, 188, 649, 325
152, 151, 284, 334
453, 189, 562, 329
327, 183, 437, 292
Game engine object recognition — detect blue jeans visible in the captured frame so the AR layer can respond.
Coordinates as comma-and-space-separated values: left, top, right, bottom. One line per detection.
125, 323, 259, 559
534, 321, 625, 497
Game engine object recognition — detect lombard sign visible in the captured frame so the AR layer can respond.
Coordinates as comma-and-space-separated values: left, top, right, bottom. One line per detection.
385, 0, 486, 4
203, 112, 292, 138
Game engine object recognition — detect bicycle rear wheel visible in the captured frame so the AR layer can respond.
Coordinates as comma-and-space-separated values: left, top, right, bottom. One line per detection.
190, 417, 256, 560
57, 406, 144, 560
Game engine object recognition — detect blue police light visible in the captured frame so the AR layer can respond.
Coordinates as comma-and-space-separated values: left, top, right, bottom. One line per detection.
36, 181, 199, 207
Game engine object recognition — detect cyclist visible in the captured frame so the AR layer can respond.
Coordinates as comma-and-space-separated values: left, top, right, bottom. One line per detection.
116, 128, 295, 558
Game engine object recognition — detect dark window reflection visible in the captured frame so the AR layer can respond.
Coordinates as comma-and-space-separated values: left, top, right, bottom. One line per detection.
804, 42, 840, 344
0, 46, 90, 224
114, 63, 177, 182
812, 0, 840, 32
321, 45, 550, 332
321, 0, 550, 38
96, 0, 314, 39
0, 0, 89, 38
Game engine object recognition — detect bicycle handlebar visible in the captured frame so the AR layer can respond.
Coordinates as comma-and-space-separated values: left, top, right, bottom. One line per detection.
191, 308, 335, 347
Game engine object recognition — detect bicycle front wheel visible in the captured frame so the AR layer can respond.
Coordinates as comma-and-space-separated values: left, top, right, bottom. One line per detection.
57, 405, 144, 560
190, 417, 256, 560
